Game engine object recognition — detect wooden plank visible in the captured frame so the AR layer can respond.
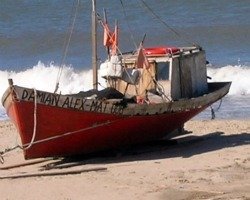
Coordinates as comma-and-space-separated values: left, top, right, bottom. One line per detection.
0, 167, 107, 179
43, 161, 86, 170
0, 158, 53, 170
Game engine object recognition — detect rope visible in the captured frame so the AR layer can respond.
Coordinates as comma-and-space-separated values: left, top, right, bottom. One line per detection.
155, 81, 171, 102
54, 0, 80, 93
22, 89, 38, 150
17, 116, 132, 150
141, 67, 171, 102
210, 98, 223, 120
119, 0, 138, 49
0, 88, 38, 164
0, 146, 19, 164
138, 0, 195, 46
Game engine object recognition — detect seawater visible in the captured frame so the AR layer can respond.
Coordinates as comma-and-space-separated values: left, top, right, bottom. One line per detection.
0, 0, 250, 120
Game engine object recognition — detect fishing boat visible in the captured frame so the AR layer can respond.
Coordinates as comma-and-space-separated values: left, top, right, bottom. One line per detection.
1, 0, 231, 159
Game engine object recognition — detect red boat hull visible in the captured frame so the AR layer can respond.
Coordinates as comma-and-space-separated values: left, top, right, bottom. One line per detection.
7, 101, 203, 159
2, 82, 231, 159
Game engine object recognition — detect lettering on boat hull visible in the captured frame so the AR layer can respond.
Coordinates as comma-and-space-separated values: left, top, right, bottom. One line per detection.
18, 88, 124, 115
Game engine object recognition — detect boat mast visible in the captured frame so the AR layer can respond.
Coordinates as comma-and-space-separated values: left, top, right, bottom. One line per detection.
92, 0, 98, 90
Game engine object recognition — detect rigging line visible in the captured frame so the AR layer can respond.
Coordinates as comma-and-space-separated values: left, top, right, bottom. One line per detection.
19, 116, 131, 148
210, 98, 223, 120
138, 0, 195, 46
0, 88, 38, 162
119, 0, 138, 49
155, 80, 171, 101
21, 88, 38, 150
54, 0, 80, 93
145, 68, 171, 102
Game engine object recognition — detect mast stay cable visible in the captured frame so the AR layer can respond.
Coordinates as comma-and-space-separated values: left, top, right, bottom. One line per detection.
138, 0, 196, 46
119, 0, 138, 49
54, 0, 80, 93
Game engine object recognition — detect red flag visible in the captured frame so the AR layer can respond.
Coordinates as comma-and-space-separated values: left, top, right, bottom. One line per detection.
110, 24, 118, 55
103, 22, 119, 55
137, 44, 150, 69
103, 23, 112, 47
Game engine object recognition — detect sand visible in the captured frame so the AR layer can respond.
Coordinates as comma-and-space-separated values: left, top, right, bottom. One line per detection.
0, 119, 249, 200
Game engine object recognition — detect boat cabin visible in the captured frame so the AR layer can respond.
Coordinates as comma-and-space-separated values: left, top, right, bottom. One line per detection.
100, 46, 208, 103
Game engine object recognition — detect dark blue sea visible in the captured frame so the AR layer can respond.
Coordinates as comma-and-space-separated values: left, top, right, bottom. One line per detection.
0, 0, 249, 120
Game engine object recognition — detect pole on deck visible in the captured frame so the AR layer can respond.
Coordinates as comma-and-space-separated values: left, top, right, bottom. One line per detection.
92, 0, 98, 90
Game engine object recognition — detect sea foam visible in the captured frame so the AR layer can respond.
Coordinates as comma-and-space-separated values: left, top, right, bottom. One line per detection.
0, 61, 107, 98
207, 65, 250, 95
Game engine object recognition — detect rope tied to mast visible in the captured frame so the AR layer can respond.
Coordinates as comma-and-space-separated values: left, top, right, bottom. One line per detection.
119, 0, 137, 49
138, 0, 196, 46
54, 0, 80, 93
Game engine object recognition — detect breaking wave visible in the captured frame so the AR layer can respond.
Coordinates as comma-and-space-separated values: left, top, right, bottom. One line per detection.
207, 65, 250, 95
0, 61, 107, 100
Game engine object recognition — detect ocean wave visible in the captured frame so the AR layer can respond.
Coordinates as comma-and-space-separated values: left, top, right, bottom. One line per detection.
207, 65, 250, 95
0, 61, 107, 98
0, 62, 249, 97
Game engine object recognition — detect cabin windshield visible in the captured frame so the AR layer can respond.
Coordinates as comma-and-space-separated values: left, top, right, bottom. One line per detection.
156, 62, 170, 81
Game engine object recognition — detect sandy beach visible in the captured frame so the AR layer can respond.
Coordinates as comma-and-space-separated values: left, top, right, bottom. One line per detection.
0, 119, 249, 200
